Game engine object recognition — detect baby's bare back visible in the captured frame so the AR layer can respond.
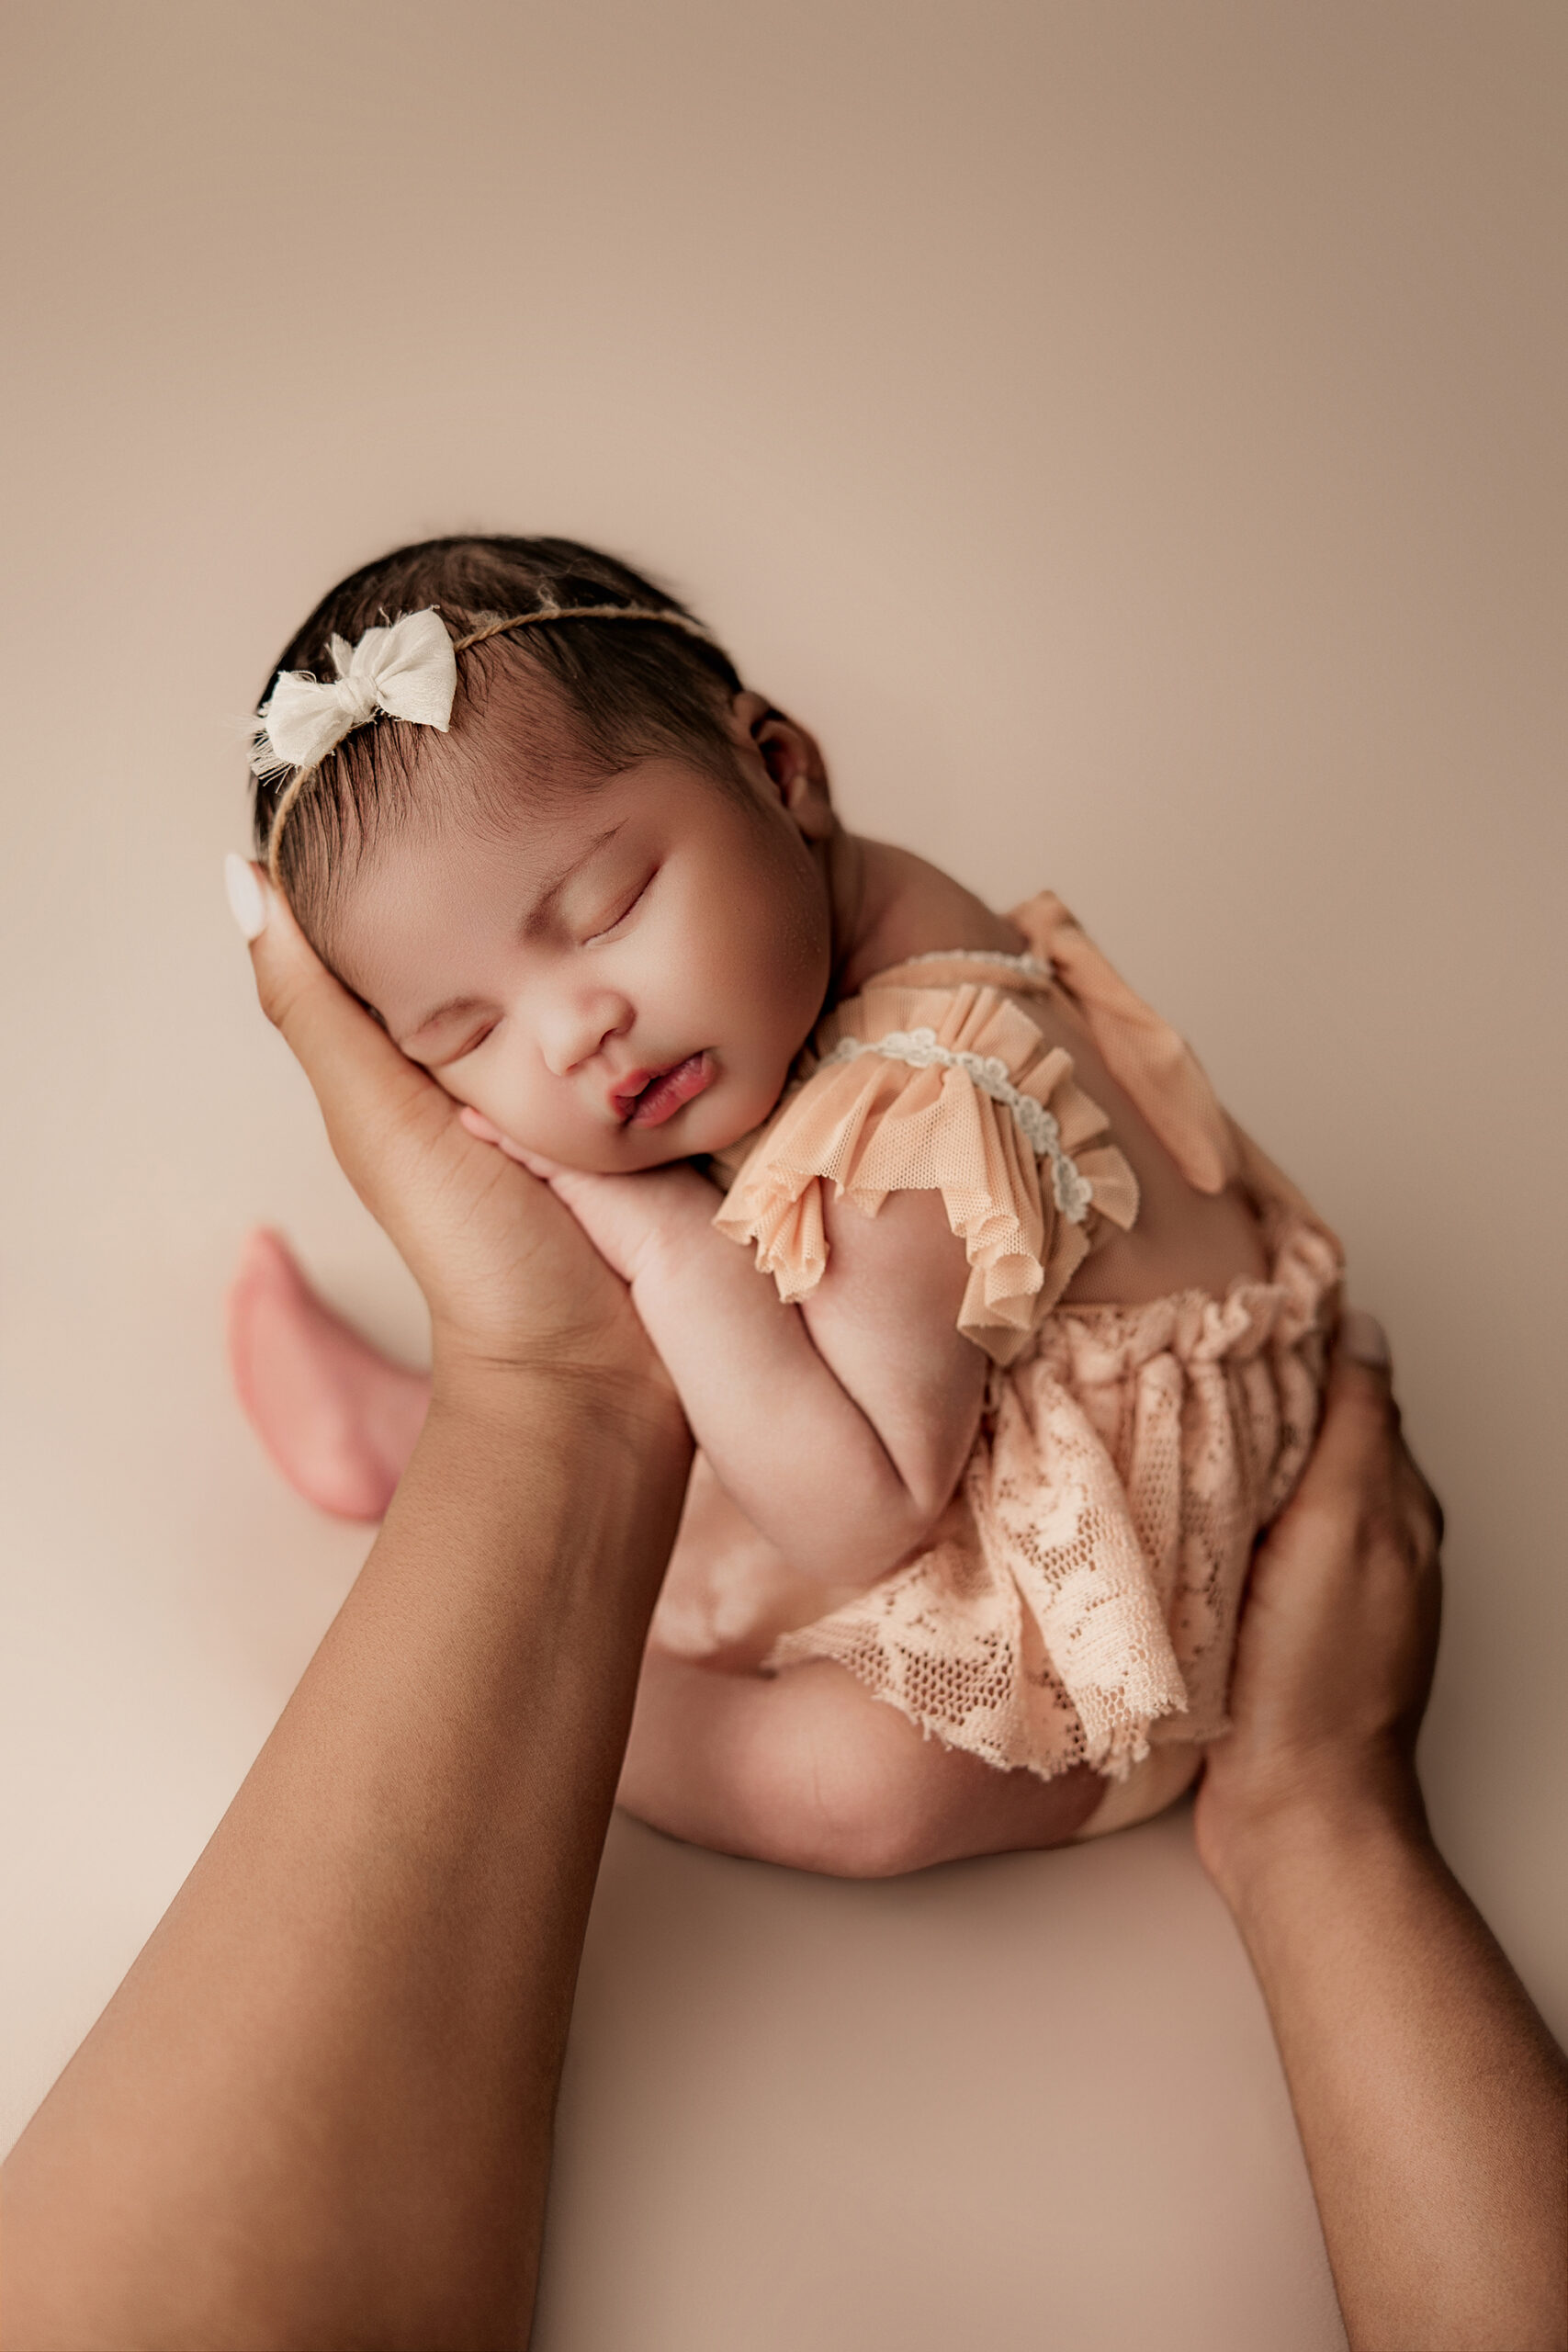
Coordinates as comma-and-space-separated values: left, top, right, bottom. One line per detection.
842, 842, 1269, 1310
1009, 978, 1269, 1306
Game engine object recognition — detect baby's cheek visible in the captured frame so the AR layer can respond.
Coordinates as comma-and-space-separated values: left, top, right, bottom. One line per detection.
435, 1065, 544, 1154
445, 1069, 621, 1175
433, 1065, 511, 1136
705, 1050, 801, 1154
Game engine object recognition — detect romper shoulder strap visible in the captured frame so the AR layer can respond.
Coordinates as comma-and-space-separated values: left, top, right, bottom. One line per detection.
1004, 891, 1239, 1195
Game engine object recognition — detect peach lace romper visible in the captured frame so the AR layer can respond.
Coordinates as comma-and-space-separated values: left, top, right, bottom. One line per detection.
653, 892, 1344, 1835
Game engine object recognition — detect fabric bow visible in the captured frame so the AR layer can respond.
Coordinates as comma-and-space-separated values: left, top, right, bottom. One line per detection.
250, 607, 458, 776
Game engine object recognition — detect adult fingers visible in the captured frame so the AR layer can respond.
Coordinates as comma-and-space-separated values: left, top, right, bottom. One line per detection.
227, 857, 456, 1204
1295, 1311, 1402, 1495
1194, 1306, 1447, 1877
224, 857, 662, 1382
1254, 1307, 1443, 1723
1325, 1312, 1443, 1576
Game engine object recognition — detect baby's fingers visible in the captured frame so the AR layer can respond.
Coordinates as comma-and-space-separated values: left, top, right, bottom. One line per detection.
457, 1109, 560, 1177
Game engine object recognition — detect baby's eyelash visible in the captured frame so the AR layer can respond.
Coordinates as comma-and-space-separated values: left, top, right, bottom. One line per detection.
431, 1019, 498, 1068
583, 873, 652, 944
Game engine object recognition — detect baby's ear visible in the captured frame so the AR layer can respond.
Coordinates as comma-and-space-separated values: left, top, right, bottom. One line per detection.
733, 691, 836, 841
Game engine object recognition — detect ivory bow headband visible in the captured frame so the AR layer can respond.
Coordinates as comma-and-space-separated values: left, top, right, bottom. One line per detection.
250, 597, 716, 882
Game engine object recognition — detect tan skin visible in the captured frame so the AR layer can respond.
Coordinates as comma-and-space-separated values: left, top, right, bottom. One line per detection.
1, 886, 694, 2351
2, 888, 1562, 2348
1198, 1329, 1568, 2352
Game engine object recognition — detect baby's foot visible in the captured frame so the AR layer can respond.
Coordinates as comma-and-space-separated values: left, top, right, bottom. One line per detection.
226, 1228, 430, 1521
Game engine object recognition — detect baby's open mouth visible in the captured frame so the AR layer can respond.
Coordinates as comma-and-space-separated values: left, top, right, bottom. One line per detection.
616, 1052, 713, 1128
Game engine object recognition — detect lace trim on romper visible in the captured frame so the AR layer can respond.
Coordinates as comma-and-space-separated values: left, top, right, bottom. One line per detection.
701, 891, 1344, 1784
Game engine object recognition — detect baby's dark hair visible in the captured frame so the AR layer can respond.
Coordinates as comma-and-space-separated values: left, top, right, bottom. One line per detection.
250, 535, 746, 944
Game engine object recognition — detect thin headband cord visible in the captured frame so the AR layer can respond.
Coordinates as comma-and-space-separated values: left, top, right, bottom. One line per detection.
256, 600, 718, 885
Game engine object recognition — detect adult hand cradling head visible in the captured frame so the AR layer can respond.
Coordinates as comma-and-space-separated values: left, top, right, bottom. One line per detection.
227, 852, 681, 1421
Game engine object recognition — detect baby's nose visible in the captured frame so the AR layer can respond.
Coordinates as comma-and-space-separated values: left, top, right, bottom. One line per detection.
537, 990, 632, 1079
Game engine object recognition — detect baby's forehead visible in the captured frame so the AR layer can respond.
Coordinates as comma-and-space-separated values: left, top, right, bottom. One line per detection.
442, 657, 623, 815
328, 741, 718, 1006
339, 764, 613, 940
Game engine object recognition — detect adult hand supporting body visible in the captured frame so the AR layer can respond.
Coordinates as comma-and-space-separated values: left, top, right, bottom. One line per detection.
1, 869, 693, 2351
1196, 1317, 1568, 2352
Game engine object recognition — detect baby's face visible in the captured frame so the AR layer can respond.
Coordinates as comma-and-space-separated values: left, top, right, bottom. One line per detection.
328, 727, 834, 1173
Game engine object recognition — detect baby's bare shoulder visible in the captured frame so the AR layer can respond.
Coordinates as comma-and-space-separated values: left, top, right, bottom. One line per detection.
838, 842, 1022, 993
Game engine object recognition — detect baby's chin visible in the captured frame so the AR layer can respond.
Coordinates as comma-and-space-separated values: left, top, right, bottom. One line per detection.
605, 1099, 764, 1173
568, 1087, 776, 1175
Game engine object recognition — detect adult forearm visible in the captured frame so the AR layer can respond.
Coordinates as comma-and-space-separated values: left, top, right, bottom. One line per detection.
1218, 1787, 1568, 2352
2, 1363, 691, 2351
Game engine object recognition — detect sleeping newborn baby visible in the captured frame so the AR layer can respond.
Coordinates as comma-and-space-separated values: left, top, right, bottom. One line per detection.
228, 532, 1341, 1874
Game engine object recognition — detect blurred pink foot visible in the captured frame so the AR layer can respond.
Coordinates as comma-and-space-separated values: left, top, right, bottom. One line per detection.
226, 1227, 430, 1521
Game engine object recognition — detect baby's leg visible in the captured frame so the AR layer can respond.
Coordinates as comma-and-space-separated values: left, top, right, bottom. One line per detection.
621, 1649, 1100, 1875
227, 1229, 429, 1521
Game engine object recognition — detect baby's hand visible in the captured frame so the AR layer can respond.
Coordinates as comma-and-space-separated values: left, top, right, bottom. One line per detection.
458, 1108, 715, 1287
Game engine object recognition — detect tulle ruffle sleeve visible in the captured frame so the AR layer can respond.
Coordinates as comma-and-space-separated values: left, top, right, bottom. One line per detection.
712, 981, 1139, 1363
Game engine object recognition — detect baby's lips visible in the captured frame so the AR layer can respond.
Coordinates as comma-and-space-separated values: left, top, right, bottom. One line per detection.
625, 1052, 712, 1128
609, 1068, 654, 1120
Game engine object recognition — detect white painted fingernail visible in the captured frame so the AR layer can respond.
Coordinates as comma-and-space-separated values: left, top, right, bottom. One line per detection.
1342, 1307, 1391, 1370
224, 853, 268, 942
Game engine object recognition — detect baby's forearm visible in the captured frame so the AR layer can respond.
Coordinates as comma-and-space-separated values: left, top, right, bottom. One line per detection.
634, 1193, 944, 1582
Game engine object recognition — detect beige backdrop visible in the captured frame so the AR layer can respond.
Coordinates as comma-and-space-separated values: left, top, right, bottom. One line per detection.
3, 5, 1562, 2346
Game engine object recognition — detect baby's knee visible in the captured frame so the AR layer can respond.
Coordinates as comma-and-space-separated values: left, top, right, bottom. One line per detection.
623, 1655, 964, 1877
781, 1792, 932, 1879
753, 1701, 948, 1879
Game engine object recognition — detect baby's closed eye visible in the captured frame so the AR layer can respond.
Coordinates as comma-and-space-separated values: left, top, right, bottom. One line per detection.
579, 865, 656, 945
414, 1014, 501, 1069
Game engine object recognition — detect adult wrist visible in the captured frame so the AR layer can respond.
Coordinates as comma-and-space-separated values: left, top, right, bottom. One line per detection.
1198, 1747, 1431, 1923
427, 1333, 686, 1451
